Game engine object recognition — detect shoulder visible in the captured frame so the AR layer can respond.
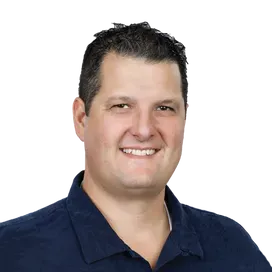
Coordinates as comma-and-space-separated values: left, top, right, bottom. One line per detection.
0, 197, 67, 243
181, 203, 271, 266
0, 198, 74, 270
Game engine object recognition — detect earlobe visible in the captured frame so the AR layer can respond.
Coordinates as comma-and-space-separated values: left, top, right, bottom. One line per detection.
72, 117, 83, 143
72, 123, 84, 144
71, 98, 85, 144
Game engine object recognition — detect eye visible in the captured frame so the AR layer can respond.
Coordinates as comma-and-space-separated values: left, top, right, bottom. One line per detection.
112, 104, 130, 109
157, 105, 174, 111
111, 104, 174, 111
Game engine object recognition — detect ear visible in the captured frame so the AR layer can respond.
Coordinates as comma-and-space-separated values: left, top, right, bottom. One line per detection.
72, 97, 86, 142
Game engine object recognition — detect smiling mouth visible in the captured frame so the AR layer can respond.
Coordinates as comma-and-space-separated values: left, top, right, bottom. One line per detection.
119, 148, 160, 157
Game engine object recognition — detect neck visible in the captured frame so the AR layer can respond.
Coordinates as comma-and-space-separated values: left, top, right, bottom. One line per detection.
81, 176, 170, 239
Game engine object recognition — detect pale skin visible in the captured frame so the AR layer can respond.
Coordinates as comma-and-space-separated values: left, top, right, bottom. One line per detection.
73, 52, 188, 269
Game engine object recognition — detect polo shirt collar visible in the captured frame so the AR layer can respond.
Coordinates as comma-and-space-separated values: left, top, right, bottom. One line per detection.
66, 171, 204, 265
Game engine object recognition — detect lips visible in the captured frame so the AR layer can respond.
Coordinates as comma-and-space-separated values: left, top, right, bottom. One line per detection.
119, 147, 160, 151
119, 147, 160, 154
120, 148, 160, 159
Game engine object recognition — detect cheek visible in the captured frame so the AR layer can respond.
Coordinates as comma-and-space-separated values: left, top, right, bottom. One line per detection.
161, 119, 185, 146
97, 118, 126, 148
171, 132, 184, 151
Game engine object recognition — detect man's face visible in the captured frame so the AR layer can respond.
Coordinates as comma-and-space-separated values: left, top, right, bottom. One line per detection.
74, 52, 186, 198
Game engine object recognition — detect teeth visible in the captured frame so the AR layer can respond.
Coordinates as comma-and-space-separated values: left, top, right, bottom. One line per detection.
122, 149, 156, 156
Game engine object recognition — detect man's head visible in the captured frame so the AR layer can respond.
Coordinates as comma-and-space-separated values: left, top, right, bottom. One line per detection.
73, 22, 188, 199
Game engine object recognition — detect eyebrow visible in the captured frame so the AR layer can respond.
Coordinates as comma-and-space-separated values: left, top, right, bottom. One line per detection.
105, 95, 182, 108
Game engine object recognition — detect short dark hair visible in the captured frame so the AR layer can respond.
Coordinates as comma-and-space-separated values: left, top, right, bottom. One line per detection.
78, 22, 188, 118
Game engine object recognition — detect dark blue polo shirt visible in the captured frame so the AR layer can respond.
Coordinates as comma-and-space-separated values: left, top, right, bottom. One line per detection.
0, 171, 271, 271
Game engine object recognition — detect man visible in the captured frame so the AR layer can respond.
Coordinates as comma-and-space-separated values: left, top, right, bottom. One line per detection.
0, 22, 271, 271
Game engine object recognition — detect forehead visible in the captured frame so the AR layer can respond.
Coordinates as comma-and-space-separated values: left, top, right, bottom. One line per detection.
99, 52, 182, 98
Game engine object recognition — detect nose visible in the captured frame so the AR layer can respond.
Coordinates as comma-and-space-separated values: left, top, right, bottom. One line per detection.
130, 111, 156, 142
